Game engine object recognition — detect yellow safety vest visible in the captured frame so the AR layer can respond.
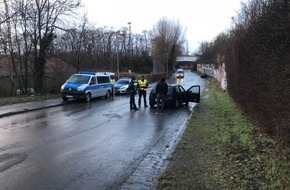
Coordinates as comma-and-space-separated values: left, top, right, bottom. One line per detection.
110, 79, 115, 85
138, 79, 148, 91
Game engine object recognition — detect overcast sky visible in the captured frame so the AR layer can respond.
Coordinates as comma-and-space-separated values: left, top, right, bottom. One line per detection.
80, 0, 244, 54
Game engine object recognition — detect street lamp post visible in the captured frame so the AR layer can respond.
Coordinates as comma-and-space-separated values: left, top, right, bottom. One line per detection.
128, 22, 132, 54
166, 53, 169, 76
115, 30, 124, 80
116, 47, 120, 80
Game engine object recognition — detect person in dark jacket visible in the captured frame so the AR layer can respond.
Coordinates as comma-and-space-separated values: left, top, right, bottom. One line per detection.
155, 77, 168, 114
128, 78, 139, 111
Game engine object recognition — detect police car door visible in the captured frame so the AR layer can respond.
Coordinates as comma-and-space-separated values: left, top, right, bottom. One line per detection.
96, 76, 108, 96
90, 76, 98, 97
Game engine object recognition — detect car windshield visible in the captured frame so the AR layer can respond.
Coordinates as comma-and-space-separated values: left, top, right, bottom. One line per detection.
67, 74, 90, 84
116, 79, 130, 84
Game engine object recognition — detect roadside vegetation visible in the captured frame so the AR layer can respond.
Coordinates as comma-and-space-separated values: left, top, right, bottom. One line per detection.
157, 79, 290, 190
196, 0, 289, 149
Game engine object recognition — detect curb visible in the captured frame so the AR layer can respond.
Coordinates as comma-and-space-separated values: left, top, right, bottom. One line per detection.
0, 99, 64, 118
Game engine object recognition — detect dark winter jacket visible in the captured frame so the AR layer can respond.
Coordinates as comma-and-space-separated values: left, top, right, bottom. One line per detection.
128, 80, 137, 95
156, 78, 168, 95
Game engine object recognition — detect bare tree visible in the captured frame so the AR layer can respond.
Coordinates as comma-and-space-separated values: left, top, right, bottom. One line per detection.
197, 32, 229, 65
0, 0, 30, 95
2, 0, 15, 95
150, 17, 185, 73
20, 0, 81, 93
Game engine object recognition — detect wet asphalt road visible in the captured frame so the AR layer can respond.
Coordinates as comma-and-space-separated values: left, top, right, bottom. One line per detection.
0, 71, 205, 190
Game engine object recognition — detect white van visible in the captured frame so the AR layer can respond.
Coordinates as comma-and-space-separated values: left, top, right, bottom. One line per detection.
61, 71, 112, 102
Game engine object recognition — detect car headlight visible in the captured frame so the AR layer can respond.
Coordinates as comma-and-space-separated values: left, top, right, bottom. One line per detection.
120, 85, 128, 90
77, 87, 85, 92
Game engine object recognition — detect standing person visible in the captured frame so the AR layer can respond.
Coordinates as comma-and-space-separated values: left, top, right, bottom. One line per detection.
110, 76, 115, 97
155, 77, 168, 115
128, 78, 138, 111
137, 75, 149, 108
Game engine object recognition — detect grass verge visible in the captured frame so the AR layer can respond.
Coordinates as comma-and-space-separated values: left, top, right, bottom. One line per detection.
0, 94, 60, 106
157, 79, 290, 190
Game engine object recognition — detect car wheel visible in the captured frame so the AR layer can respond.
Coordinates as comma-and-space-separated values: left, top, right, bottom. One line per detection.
62, 97, 68, 101
173, 99, 179, 109
85, 93, 91, 102
105, 90, 110, 98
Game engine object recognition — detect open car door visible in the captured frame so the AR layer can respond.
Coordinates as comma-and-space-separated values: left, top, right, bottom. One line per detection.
186, 85, 200, 103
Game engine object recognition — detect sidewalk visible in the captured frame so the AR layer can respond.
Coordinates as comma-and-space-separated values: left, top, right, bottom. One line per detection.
0, 98, 64, 118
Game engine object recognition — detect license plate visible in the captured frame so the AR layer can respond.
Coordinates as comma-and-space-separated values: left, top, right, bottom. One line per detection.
66, 95, 73, 98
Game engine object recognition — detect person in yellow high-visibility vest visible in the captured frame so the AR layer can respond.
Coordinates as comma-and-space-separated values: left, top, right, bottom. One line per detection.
137, 75, 149, 107
109, 76, 115, 97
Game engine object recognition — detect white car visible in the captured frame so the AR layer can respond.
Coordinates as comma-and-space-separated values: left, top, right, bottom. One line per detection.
176, 69, 184, 78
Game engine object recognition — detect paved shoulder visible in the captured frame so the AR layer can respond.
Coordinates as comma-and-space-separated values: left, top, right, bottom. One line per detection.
0, 98, 63, 118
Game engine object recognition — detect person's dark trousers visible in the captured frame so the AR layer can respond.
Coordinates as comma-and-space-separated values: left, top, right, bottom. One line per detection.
110, 86, 114, 97
156, 93, 166, 113
130, 94, 138, 110
138, 90, 147, 107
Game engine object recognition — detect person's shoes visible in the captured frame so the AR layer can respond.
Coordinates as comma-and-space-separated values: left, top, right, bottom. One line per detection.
145, 105, 148, 107
134, 108, 139, 111
155, 112, 159, 115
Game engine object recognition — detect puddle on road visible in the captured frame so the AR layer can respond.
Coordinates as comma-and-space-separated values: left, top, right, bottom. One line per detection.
102, 113, 122, 120
0, 153, 27, 172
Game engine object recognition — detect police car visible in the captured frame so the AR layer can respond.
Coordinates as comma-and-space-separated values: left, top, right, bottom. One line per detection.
97, 72, 116, 96
113, 77, 138, 94
61, 71, 112, 102
113, 77, 132, 94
